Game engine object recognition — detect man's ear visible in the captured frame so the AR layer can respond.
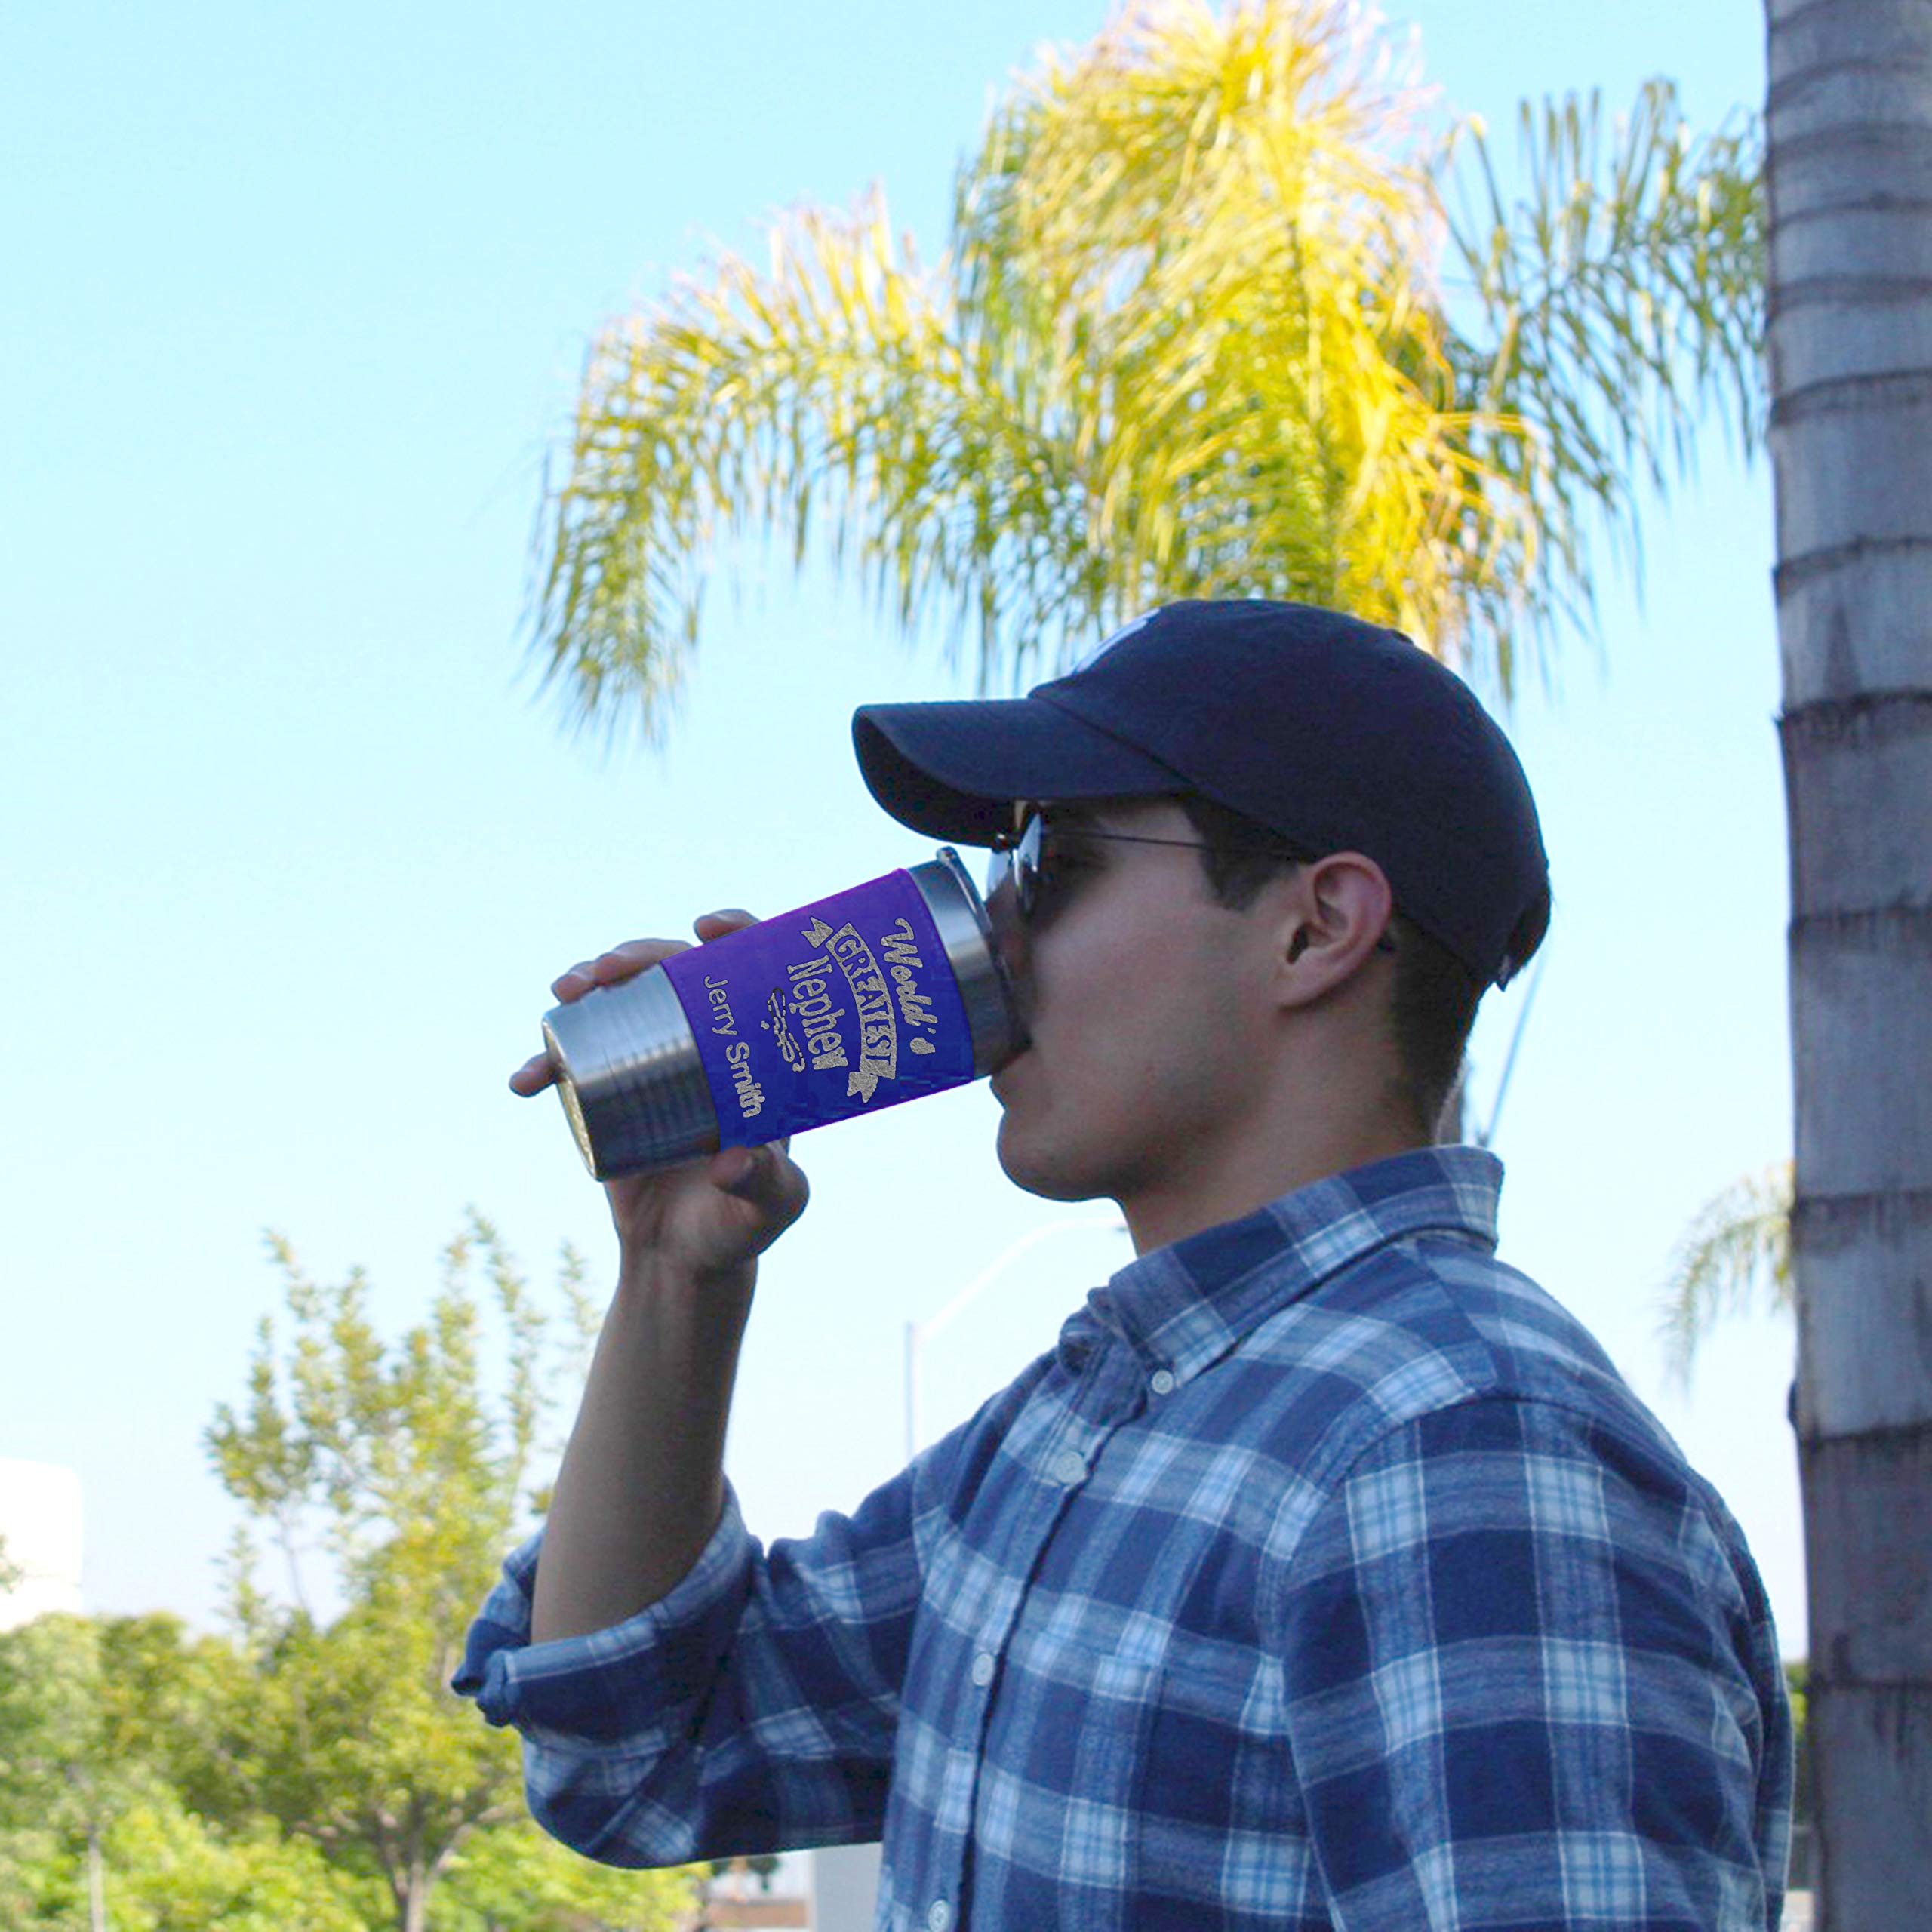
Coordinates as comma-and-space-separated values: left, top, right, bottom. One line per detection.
1275, 853, 1395, 1008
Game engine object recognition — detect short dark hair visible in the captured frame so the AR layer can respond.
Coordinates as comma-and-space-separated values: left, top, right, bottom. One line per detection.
1177, 793, 1482, 1138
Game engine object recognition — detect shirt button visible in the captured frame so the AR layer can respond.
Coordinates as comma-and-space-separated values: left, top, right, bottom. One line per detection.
928, 1903, 952, 1932
1149, 1368, 1176, 1395
1052, 1448, 1087, 1486
971, 1651, 996, 1688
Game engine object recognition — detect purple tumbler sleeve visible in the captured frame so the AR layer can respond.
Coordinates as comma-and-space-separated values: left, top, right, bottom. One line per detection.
657, 869, 977, 1148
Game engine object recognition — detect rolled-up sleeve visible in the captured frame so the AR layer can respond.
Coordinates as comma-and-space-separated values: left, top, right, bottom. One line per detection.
454, 1474, 922, 1866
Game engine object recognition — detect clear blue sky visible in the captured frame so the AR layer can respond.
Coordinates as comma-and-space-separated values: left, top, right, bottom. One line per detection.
2, 0, 1800, 1651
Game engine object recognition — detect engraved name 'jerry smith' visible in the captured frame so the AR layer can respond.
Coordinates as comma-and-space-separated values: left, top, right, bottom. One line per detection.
703, 976, 765, 1120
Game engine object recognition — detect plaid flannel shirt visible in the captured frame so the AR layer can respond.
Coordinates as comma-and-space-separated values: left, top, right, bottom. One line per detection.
457, 1146, 1792, 1930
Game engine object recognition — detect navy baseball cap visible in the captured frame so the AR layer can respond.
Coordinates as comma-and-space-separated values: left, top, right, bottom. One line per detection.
851, 599, 1549, 989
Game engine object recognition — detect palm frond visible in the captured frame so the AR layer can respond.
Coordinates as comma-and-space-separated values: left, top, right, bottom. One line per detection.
526, 1, 1766, 740
1657, 1160, 1794, 1387
963, 0, 1540, 668
1442, 82, 1766, 682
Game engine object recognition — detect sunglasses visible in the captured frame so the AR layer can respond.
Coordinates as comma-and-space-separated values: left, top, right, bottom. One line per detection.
986, 807, 1327, 924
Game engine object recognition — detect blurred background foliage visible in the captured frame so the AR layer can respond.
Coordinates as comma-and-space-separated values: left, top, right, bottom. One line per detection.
1658, 1161, 1794, 1386
0, 1221, 694, 1932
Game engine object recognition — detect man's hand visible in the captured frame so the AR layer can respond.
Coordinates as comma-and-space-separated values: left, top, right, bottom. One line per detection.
512, 910, 809, 1281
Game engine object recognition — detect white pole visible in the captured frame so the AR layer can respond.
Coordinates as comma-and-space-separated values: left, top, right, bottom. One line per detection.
901, 1216, 1122, 1459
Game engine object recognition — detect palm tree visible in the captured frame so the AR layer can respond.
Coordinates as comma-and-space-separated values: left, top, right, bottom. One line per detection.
1658, 1161, 1794, 1387
1764, 0, 1932, 1921
524, 0, 1763, 737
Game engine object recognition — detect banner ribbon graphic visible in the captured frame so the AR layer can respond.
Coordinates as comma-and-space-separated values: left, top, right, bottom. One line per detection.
801, 916, 898, 1100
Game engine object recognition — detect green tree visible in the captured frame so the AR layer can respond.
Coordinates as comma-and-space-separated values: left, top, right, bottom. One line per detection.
525, 0, 1761, 739
0, 1611, 314, 1932
435, 1817, 698, 1931
1783, 1660, 1814, 1892
708, 1851, 783, 1895
204, 1217, 694, 1932
100, 1796, 378, 1932
0, 1614, 128, 1932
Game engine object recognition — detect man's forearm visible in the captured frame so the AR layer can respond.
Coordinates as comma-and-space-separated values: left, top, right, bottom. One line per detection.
531, 1254, 757, 1644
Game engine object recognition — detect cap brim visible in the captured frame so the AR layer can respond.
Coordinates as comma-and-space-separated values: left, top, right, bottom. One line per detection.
852, 695, 1187, 844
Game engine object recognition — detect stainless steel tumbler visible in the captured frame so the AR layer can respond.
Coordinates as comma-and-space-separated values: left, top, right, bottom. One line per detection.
540, 848, 1023, 1180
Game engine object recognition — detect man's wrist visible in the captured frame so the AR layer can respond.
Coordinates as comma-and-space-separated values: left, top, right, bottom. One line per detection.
615, 1242, 755, 1303
610, 1248, 758, 1372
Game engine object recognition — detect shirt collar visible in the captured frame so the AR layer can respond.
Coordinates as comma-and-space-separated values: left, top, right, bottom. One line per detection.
1071, 1145, 1503, 1380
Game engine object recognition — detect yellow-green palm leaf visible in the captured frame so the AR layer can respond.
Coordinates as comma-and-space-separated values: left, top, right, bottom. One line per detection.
531, 0, 1762, 740
1658, 1160, 1795, 1385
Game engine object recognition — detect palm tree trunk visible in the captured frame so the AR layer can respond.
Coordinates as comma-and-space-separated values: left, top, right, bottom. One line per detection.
1766, 0, 1932, 1921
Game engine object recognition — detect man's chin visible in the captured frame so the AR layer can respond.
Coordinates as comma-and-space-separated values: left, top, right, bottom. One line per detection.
995, 1115, 1106, 1204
